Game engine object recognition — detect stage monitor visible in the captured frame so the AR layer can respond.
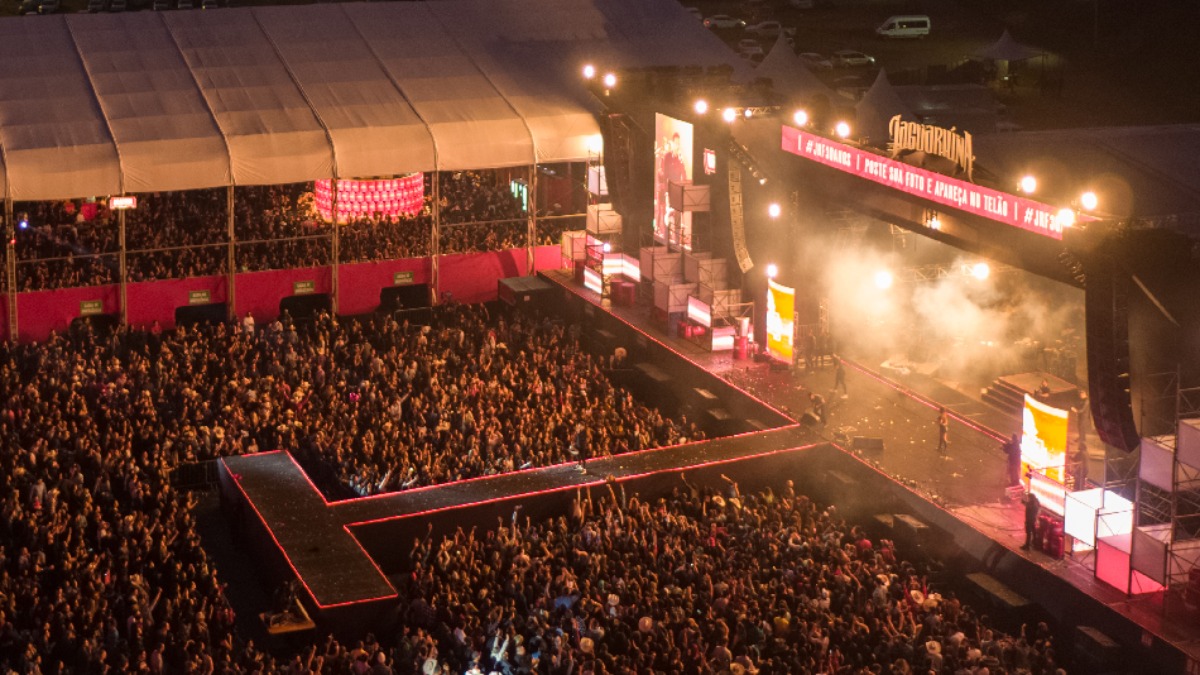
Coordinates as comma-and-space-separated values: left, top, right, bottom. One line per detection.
653, 113, 695, 249
1022, 394, 1068, 486
766, 280, 795, 363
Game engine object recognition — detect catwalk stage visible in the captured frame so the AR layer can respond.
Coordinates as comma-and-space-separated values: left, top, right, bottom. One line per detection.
216, 268, 1198, 670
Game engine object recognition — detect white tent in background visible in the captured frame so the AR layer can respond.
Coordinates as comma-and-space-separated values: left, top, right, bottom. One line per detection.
974, 30, 1043, 62
752, 35, 836, 102
855, 69, 917, 147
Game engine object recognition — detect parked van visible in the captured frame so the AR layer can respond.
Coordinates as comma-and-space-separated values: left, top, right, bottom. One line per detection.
876, 15, 931, 39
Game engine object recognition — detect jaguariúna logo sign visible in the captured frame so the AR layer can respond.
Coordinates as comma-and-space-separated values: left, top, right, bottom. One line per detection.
888, 115, 974, 182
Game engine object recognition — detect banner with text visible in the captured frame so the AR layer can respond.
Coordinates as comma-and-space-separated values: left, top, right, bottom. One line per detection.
781, 125, 1067, 240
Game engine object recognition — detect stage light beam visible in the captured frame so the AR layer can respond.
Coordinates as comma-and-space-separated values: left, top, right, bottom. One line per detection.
582, 64, 596, 80
1056, 208, 1076, 229
873, 269, 893, 290
722, 108, 737, 123
1080, 191, 1098, 211
1019, 175, 1037, 194
766, 263, 778, 279
971, 262, 990, 280
793, 110, 809, 126
694, 99, 708, 115
768, 203, 782, 219
835, 121, 851, 138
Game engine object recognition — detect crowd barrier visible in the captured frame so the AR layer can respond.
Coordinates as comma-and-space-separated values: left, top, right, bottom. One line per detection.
2, 246, 564, 342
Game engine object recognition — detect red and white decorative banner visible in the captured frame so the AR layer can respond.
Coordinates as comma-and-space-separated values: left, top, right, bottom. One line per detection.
781, 125, 1069, 240
315, 174, 424, 223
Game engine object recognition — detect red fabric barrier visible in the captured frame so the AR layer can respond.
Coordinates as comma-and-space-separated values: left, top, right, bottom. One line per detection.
337, 258, 431, 315
439, 250, 527, 304
17, 285, 119, 342
235, 267, 332, 325
0, 294, 8, 342
533, 244, 565, 272
126, 275, 228, 331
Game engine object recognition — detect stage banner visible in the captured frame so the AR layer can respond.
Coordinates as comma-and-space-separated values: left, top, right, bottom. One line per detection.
653, 114, 694, 248
781, 125, 1078, 240
766, 280, 795, 363
1022, 394, 1069, 485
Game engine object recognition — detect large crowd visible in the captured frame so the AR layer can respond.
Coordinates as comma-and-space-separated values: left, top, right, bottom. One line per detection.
12, 170, 581, 291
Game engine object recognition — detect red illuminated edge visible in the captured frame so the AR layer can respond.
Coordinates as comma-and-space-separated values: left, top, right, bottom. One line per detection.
345, 441, 822, 528
219, 454, 398, 609
845, 360, 1006, 443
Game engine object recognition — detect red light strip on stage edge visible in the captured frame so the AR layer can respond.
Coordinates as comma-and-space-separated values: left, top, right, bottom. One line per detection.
781, 125, 1072, 240
219, 455, 398, 609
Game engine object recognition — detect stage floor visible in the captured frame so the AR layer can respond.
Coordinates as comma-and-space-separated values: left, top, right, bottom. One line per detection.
540, 268, 1200, 663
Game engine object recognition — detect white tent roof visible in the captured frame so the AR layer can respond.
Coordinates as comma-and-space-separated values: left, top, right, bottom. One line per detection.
752, 36, 835, 102
855, 69, 917, 146
974, 30, 1043, 62
0, 0, 741, 201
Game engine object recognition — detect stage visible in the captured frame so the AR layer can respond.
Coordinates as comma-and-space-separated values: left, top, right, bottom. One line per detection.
215, 267, 1197, 670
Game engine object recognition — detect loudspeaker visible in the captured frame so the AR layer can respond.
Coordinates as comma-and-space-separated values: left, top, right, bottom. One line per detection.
801, 411, 821, 427
1073, 626, 1120, 671
852, 436, 884, 452
1085, 259, 1140, 452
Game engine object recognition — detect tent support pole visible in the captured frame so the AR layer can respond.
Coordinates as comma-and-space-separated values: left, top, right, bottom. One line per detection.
331, 177, 340, 316
5, 199, 14, 343
227, 186, 236, 322
118, 204, 127, 327
431, 171, 440, 306
527, 165, 537, 275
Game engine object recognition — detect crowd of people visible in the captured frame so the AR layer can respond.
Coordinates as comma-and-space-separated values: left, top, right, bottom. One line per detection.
392, 478, 1065, 675
11, 170, 582, 291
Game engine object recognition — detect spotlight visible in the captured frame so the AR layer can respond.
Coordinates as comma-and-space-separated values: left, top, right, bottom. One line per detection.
18, 217, 29, 230
793, 110, 809, 126
767, 203, 782, 219
586, 134, 603, 154
758, 177, 768, 185
602, 73, 617, 88
722, 108, 737, 123
602, 242, 612, 253
970, 262, 990, 280
743, 108, 753, 119
873, 269, 893, 290
835, 121, 851, 139
694, 99, 708, 115
582, 64, 596, 80
1019, 175, 1037, 194
928, 215, 941, 230
766, 263, 778, 279
1056, 208, 1076, 229
1080, 191, 1098, 211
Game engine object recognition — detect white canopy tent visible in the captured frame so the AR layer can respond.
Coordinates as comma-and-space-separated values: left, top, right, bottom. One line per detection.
0, 0, 741, 202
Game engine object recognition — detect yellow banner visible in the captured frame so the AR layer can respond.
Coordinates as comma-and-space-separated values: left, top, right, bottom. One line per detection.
766, 280, 795, 362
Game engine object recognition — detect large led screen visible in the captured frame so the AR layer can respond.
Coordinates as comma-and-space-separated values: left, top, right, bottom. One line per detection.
766, 280, 795, 363
654, 114, 695, 249
1022, 394, 1069, 485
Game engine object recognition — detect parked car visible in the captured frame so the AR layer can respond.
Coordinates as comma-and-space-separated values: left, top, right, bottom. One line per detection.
737, 39, 764, 58
832, 49, 876, 67
35, 0, 60, 13
178, 0, 194, 8
86, 0, 106, 12
798, 52, 834, 71
152, 0, 170, 8
107, 0, 125, 11
201, 0, 218, 8
744, 20, 784, 37
703, 14, 745, 29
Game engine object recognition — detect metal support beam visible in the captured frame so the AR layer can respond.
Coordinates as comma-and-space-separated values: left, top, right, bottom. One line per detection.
527, 164, 537, 275
4, 199, 14, 342
118, 206, 127, 326
331, 177, 340, 315
227, 186, 236, 322
431, 172, 440, 306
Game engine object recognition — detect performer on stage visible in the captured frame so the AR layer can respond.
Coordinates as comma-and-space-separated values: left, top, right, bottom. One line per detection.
936, 407, 950, 456
1002, 433, 1022, 487
1022, 490, 1041, 550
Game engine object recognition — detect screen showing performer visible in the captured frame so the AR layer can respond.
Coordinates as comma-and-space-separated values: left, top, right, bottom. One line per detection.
766, 280, 795, 363
1021, 394, 1068, 485
653, 114, 694, 248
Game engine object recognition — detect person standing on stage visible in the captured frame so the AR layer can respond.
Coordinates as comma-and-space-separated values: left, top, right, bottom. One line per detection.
936, 407, 950, 456
834, 357, 847, 397
573, 423, 590, 474
1071, 390, 1090, 443
1003, 433, 1022, 487
1022, 490, 1041, 550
